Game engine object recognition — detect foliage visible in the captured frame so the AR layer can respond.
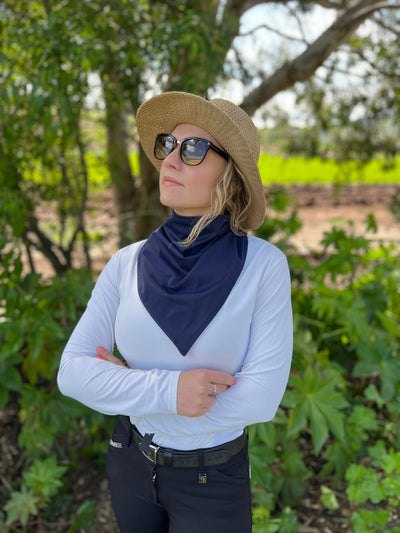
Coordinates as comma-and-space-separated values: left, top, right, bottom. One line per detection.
345, 444, 400, 532
249, 197, 400, 530
0, 227, 109, 529
1, 0, 400, 530
1, 185, 400, 530
282, 365, 348, 454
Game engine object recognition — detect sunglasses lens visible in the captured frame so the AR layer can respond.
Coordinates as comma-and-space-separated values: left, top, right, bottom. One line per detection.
181, 138, 208, 166
154, 135, 211, 165
154, 134, 175, 160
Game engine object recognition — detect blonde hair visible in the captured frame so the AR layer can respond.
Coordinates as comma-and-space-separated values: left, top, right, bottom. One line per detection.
180, 159, 252, 247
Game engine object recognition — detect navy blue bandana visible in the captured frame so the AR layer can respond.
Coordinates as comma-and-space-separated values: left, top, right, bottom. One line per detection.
137, 212, 248, 355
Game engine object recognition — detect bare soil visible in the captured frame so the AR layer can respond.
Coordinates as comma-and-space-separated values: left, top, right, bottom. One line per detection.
286, 184, 400, 254
29, 184, 400, 278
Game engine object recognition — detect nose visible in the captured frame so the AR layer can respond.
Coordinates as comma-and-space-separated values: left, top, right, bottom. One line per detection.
164, 143, 181, 167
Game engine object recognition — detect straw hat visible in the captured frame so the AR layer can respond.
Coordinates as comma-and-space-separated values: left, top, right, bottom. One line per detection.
136, 91, 266, 229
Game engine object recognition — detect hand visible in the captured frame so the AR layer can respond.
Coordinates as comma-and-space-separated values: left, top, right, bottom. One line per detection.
177, 369, 235, 418
96, 347, 126, 367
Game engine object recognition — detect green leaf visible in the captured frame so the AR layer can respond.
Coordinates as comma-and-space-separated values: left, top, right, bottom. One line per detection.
5, 486, 39, 526
0, 387, 9, 409
320, 485, 339, 510
68, 500, 97, 533
377, 310, 400, 336
346, 464, 386, 504
23, 457, 67, 504
365, 213, 378, 233
256, 422, 276, 446
0, 365, 22, 392
308, 402, 329, 454
285, 366, 348, 453
353, 337, 400, 400
364, 384, 385, 408
350, 508, 390, 532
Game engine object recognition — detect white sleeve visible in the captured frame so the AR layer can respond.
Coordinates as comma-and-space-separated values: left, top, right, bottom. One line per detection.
57, 251, 180, 417
205, 255, 293, 427
144, 255, 293, 435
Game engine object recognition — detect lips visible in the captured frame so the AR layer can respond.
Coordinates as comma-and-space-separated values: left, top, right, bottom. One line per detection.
163, 176, 183, 186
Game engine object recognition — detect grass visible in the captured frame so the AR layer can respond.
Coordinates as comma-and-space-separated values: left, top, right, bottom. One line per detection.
258, 154, 400, 186
25, 152, 400, 189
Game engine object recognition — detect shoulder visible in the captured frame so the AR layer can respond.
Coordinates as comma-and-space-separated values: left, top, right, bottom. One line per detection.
112, 240, 147, 264
246, 235, 288, 267
99, 240, 146, 281
244, 236, 291, 303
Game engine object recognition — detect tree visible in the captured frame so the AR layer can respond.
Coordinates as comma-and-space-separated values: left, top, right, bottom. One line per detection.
1, 0, 399, 268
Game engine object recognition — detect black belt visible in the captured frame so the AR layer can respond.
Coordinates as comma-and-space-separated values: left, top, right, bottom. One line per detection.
119, 416, 246, 468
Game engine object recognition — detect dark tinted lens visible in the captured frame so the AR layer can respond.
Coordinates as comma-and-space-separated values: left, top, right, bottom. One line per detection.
181, 138, 208, 165
154, 134, 175, 160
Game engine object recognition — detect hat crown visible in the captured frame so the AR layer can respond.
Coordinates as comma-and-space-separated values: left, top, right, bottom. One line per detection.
210, 99, 260, 161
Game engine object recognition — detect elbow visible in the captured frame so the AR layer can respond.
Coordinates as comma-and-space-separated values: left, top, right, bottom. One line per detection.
57, 364, 69, 397
251, 401, 281, 426
57, 357, 79, 399
244, 378, 288, 425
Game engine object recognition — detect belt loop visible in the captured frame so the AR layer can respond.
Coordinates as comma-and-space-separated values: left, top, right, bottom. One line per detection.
118, 415, 132, 446
198, 452, 207, 484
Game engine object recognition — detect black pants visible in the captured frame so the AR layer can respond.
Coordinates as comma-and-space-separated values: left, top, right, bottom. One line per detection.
106, 418, 252, 533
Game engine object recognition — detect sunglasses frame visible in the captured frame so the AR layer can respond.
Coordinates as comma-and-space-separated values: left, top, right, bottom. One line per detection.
154, 133, 229, 166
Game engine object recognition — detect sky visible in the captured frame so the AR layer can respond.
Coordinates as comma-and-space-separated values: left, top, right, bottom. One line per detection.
86, 2, 395, 126
86, 3, 336, 116
210, 3, 336, 126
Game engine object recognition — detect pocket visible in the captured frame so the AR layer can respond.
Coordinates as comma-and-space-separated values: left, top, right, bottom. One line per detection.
106, 419, 158, 506
108, 417, 131, 449
210, 446, 250, 484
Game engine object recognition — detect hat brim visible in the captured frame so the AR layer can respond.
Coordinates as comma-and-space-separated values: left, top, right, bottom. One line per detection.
136, 92, 266, 229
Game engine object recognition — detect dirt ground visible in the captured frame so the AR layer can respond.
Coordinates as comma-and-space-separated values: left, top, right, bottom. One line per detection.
286, 184, 400, 254
29, 184, 400, 278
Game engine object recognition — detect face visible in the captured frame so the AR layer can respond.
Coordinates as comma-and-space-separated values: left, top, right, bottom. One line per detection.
159, 124, 227, 217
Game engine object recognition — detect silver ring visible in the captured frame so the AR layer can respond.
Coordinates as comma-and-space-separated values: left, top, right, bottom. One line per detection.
210, 383, 217, 396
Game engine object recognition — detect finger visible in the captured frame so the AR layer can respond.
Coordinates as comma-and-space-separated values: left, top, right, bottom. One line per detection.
96, 346, 112, 358
208, 382, 231, 396
213, 383, 230, 395
208, 382, 218, 396
204, 370, 236, 388
96, 347, 125, 367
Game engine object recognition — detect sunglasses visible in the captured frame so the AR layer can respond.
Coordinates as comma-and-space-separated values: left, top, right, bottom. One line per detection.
154, 133, 229, 166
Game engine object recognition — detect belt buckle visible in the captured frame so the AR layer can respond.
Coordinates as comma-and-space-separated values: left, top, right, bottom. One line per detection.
144, 443, 159, 463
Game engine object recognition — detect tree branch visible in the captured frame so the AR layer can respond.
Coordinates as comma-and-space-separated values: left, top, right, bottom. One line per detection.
287, 4, 309, 44
314, 0, 345, 8
374, 15, 400, 38
240, 0, 400, 115
23, 215, 69, 274
239, 23, 308, 44
225, 0, 285, 19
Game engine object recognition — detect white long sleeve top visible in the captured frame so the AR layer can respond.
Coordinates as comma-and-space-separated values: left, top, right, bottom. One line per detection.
57, 235, 293, 450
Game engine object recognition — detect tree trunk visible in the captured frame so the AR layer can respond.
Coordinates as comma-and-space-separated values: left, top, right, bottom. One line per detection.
103, 69, 142, 247
135, 151, 170, 238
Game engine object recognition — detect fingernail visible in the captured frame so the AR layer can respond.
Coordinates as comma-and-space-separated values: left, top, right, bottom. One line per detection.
100, 347, 105, 352
233, 379, 237, 385
96, 354, 104, 360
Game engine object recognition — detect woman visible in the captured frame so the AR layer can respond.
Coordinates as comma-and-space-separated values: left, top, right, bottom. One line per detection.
57, 91, 293, 533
